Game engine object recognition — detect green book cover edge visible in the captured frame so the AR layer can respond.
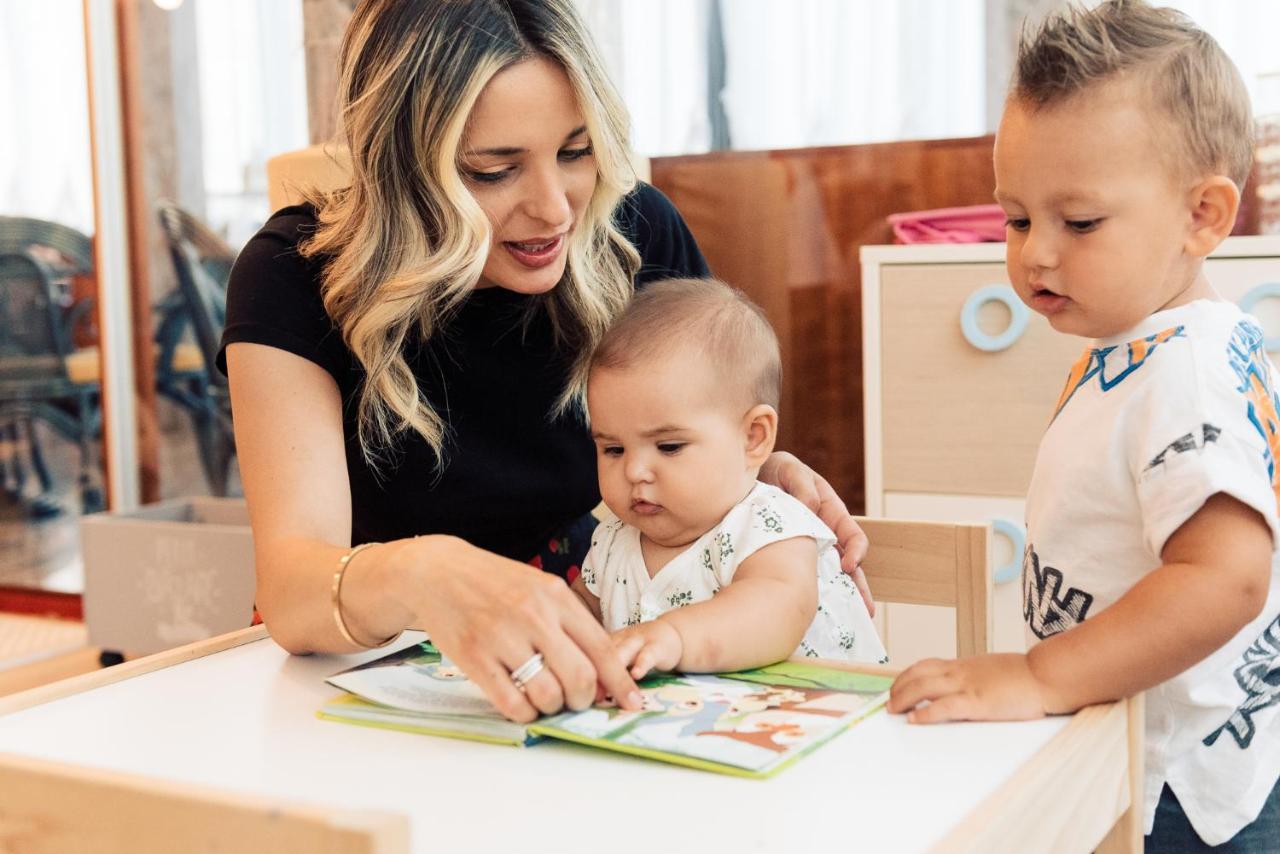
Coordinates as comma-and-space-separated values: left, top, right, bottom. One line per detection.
321, 642, 894, 775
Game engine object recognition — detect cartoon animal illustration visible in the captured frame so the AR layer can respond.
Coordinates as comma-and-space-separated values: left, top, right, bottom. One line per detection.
702, 710, 815, 753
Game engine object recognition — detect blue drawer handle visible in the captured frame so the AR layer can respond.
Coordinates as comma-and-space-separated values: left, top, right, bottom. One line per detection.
960, 284, 1030, 352
1238, 283, 1280, 352
991, 518, 1025, 585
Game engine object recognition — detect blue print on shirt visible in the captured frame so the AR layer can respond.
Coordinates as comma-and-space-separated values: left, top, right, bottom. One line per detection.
1053, 326, 1186, 420
1204, 616, 1280, 750
1225, 320, 1280, 484
1022, 545, 1093, 640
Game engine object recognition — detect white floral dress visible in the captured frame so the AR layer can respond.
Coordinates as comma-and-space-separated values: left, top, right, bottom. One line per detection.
581, 482, 887, 663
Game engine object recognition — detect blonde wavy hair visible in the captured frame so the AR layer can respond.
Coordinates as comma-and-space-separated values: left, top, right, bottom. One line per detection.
301, 0, 640, 468
1012, 0, 1253, 189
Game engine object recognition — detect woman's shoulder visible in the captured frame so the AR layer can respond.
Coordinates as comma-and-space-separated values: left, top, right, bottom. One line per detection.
230, 203, 325, 286
614, 182, 679, 234
244, 203, 321, 254
220, 202, 344, 377
614, 182, 710, 284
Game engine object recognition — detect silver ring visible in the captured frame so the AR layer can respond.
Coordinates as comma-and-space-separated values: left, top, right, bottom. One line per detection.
509, 653, 544, 692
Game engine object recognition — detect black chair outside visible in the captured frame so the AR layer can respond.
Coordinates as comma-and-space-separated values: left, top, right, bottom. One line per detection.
156, 201, 237, 496
0, 216, 95, 278
0, 248, 103, 516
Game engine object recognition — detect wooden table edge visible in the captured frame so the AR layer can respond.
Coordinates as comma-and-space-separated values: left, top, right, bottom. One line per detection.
931, 696, 1142, 854
0, 624, 271, 717
0, 625, 410, 853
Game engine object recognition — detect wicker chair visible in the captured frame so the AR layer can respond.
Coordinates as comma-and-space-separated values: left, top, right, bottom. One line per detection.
0, 218, 103, 516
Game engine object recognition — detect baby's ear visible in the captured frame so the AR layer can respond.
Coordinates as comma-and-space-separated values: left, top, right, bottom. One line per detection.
1184, 175, 1240, 258
744, 404, 778, 465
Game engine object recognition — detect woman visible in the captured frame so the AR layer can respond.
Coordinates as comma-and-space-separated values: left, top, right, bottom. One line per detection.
219, 0, 871, 723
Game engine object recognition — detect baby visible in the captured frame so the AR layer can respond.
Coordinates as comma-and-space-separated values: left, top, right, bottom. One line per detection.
570, 277, 886, 679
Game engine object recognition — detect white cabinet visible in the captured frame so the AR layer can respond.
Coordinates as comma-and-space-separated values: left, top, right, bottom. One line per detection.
861, 236, 1280, 664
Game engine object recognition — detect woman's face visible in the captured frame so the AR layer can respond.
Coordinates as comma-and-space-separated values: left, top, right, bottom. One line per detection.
461, 56, 598, 294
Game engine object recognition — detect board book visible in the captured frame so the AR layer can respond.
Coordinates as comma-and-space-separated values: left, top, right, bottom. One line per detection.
320, 641, 892, 778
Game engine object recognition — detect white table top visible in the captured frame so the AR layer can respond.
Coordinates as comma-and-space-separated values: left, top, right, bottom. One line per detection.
0, 632, 1070, 854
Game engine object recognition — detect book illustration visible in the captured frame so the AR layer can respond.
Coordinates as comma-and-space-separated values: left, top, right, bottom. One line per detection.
321, 641, 893, 777
538, 671, 884, 773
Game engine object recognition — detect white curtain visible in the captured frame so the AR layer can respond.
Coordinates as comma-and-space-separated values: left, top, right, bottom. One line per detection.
574, 0, 713, 157
1162, 1, 1280, 114
0, 0, 95, 235
3, 0, 1276, 237
577, 0, 985, 156
579, 0, 1280, 158
194, 0, 308, 247
719, 0, 986, 150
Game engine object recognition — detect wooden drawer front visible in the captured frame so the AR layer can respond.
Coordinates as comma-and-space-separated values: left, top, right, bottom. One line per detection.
878, 264, 1080, 497
880, 492, 1027, 664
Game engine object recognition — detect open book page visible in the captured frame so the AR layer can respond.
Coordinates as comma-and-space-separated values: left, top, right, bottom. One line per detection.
325, 641, 500, 717
533, 666, 891, 777
322, 641, 893, 775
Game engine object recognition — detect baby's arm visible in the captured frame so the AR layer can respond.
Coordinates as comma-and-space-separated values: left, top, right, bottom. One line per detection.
614, 537, 819, 677
889, 493, 1273, 723
569, 574, 602, 622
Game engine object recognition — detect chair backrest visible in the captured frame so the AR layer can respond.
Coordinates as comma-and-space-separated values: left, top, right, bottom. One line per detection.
0, 250, 73, 384
156, 201, 236, 385
855, 517, 992, 659
0, 216, 94, 276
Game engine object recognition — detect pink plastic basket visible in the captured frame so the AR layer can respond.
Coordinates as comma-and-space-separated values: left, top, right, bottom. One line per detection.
888, 204, 1007, 244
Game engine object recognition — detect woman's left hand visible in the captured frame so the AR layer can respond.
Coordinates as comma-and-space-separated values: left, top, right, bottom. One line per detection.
760, 451, 875, 616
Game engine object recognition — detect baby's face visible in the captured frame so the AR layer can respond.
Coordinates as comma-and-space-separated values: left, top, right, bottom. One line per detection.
994, 80, 1204, 339
588, 351, 758, 549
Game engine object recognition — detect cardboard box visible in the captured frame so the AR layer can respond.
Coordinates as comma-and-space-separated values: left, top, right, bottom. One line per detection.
81, 497, 255, 655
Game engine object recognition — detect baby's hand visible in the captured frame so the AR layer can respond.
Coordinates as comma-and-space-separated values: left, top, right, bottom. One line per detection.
611, 620, 684, 680
887, 653, 1049, 724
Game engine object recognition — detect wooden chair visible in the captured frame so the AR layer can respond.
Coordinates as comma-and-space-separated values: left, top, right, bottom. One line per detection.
855, 517, 993, 659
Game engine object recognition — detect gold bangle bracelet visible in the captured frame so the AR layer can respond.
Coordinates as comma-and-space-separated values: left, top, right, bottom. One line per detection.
331, 542, 398, 650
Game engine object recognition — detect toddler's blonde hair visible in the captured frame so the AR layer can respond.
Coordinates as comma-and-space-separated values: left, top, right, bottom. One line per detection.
1012, 0, 1253, 189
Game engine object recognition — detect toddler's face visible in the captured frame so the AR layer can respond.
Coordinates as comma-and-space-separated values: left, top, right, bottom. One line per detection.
994, 82, 1204, 338
588, 352, 759, 549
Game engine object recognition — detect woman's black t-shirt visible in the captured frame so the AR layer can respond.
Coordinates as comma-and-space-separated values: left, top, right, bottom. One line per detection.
217, 183, 708, 562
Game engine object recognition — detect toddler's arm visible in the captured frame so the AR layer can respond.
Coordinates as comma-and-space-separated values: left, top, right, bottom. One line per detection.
614, 536, 819, 677
889, 493, 1273, 723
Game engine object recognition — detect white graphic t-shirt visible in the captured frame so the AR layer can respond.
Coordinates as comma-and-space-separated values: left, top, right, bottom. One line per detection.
582, 482, 888, 663
1025, 298, 1280, 844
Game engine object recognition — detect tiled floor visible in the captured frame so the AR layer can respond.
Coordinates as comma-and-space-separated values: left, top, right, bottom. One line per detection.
0, 612, 88, 672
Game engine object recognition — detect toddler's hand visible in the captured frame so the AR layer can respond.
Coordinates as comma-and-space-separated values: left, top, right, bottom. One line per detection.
887, 653, 1049, 724
611, 620, 684, 680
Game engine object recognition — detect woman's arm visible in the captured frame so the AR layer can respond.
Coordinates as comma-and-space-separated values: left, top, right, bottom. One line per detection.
612, 537, 819, 677
227, 342, 642, 722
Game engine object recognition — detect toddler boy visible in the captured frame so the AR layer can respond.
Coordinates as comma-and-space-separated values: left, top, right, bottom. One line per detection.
888, 2, 1280, 847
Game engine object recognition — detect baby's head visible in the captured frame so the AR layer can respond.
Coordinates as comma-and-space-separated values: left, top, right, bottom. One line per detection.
995, 0, 1252, 338
587, 278, 781, 548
